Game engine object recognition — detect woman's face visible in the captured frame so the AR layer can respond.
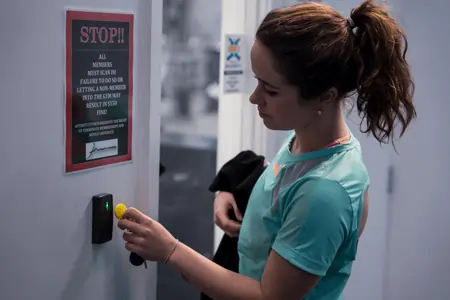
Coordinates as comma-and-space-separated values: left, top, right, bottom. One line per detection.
249, 40, 320, 131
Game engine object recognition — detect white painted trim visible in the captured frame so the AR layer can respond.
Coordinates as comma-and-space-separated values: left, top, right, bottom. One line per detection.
139, 0, 162, 299
215, 0, 273, 253
147, 0, 162, 220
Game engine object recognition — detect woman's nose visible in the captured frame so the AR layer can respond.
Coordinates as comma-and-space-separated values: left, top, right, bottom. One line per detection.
249, 90, 260, 105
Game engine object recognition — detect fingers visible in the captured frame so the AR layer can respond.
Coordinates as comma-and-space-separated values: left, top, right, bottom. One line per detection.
213, 209, 227, 227
229, 200, 242, 221
116, 207, 151, 258
214, 192, 242, 222
125, 242, 142, 254
223, 220, 241, 237
122, 231, 145, 244
118, 207, 153, 235
117, 218, 147, 236
122, 207, 146, 223
214, 206, 242, 237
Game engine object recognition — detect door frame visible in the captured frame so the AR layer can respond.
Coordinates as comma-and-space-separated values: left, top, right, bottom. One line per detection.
215, 0, 273, 251
143, 1, 163, 299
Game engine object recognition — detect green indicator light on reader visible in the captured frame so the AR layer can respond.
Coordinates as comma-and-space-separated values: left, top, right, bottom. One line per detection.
105, 202, 109, 211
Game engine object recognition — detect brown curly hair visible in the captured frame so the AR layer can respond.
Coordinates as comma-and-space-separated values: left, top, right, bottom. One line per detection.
256, 0, 416, 144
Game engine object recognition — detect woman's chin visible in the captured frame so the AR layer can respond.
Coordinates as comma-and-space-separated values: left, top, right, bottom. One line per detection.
261, 117, 293, 131
262, 117, 277, 130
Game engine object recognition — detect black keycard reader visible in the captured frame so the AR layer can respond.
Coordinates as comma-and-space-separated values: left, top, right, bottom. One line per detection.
92, 193, 113, 244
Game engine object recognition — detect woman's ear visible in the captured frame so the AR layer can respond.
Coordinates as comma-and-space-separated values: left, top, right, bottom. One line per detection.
319, 87, 339, 103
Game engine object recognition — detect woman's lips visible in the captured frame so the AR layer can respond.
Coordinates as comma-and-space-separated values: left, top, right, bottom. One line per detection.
258, 108, 268, 117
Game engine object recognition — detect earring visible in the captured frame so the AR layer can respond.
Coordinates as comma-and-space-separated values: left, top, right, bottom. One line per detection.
317, 109, 322, 116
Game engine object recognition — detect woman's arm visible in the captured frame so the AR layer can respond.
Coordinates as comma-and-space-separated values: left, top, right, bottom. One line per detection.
167, 241, 320, 300
167, 242, 262, 300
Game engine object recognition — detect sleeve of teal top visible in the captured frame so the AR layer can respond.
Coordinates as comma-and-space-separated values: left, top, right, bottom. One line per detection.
271, 178, 352, 277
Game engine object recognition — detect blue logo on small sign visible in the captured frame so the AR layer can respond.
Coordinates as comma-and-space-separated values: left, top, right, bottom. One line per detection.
226, 38, 241, 61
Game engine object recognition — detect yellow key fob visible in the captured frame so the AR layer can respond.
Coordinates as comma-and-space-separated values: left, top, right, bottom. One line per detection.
114, 203, 127, 220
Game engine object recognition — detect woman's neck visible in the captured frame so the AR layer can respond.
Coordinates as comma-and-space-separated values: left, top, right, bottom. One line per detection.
291, 114, 349, 155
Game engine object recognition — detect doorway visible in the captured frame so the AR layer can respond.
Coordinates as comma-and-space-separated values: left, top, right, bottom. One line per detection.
157, 0, 222, 299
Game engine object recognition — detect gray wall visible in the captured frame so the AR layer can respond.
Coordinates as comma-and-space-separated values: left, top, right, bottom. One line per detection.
0, 0, 162, 299
386, 0, 450, 299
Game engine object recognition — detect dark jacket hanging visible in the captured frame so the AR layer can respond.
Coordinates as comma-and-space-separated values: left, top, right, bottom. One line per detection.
201, 150, 266, 300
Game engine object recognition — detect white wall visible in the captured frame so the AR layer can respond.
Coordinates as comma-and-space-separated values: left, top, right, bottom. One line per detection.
0, 0, 162, 299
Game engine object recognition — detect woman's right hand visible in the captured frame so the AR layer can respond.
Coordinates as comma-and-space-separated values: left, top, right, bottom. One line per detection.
213, 192, 243, 237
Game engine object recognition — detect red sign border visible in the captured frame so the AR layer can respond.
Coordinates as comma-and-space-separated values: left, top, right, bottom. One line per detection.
65, 10, 134, 173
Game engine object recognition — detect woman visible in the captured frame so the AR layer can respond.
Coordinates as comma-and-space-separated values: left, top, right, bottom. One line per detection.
117, 1, 416, 299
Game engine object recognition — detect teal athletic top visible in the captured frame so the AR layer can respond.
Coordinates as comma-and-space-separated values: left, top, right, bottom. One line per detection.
238, 131, 369, 299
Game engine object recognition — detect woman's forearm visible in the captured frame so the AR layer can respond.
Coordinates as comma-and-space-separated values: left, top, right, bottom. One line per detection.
166, 242, 262, 300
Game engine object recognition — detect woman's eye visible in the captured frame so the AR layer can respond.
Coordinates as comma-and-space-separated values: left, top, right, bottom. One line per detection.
266, 90, 278, 96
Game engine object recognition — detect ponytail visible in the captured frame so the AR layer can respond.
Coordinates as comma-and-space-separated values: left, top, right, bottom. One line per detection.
350, 0, 416, 143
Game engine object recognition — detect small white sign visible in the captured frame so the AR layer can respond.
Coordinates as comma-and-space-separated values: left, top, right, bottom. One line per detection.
223, 34, 245, 94
86, 139, 119, 160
